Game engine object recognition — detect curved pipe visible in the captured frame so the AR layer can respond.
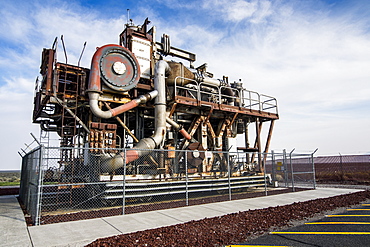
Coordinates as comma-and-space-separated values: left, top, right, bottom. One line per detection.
128, 60, 170, 153
166, 117, 192, 140
40, 121, 58, 132
102, 60, 171, 172
88, 44, 121, 93
88, 44, 151, 119
88, 90, 158, 119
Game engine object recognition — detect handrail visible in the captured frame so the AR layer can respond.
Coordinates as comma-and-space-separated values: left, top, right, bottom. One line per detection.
219, 85, 240, 106
241, 89, 261, 111
174, 76, 198, 98
199, 82, 220, 103
261, 94, 278, 114
174, 77, 278, 114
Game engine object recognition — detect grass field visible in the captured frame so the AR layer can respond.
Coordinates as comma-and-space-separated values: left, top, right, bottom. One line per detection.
0, 171, 21, 186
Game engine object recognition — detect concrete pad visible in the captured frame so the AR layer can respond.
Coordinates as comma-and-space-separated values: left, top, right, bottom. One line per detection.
287, 188, 363, 201
234, 195, 287, 208
0, 195, 32, 247
198, 199, 274, 214
199, 200, 248, 214
28, 217, 121, 247
311, 188, 360, 199
154, 203, 233, 223
103, 210, 183, 234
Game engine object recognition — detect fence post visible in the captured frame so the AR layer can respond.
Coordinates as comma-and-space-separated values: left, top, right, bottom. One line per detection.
271, 150, 276, 186
185, 150, 189, 206
122, 149, 126, 215
283, 149, 287, 187
339, 152, 343, 181
263, 152, 267, 196
311, 148, 318, 189
19, 152, 27, 204
289, 148, 295, 192
228, 151, 231, 201
35, 146, 44, 226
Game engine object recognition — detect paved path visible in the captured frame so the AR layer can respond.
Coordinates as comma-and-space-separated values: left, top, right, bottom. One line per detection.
0, 187, 364, 247
0, 195, 32, 246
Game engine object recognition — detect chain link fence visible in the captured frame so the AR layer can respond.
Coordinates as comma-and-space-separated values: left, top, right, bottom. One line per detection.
314, 154, 370, 184
264, 149, 317, 191
19, 146, 43, 225
20, 147, 316, 225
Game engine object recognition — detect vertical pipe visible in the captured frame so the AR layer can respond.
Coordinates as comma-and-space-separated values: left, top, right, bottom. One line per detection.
152, 60, 169, 149
35, 146, 44, 226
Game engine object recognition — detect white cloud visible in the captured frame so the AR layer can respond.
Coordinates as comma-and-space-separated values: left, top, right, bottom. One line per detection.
185, 1, 370, 155
0, 2, 124, 170
202, 0, 272, 23
1, 0, 370, 170
0, 3, 35, 43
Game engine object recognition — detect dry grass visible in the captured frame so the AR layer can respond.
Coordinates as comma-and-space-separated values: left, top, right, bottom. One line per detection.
0, 171, 21, 186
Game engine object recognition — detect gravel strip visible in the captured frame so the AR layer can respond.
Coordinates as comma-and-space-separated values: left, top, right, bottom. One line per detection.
86, 190, 370, 247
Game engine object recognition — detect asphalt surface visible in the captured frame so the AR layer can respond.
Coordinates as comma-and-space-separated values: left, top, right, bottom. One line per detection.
239, 203, 370, 246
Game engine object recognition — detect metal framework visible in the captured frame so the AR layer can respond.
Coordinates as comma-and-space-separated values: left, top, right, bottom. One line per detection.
32, 18, 279, 184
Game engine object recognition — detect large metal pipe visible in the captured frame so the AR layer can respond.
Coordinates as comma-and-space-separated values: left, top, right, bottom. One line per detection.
166, 117, 192, 140
87, 44, 140, 92
102, 60, 170, 172
87, 44, 157, 119
88, 90, 158, 119
202, 76, 222, 87
88, 44, 117, 92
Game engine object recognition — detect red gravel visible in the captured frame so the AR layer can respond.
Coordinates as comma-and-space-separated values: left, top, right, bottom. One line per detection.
40, 188, 307, 225
86, 190, 370, 247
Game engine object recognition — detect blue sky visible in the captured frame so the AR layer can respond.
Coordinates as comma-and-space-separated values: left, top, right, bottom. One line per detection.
1, 0, 370, 170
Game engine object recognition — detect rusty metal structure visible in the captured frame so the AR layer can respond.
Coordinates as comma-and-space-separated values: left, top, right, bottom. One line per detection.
32, 18, 279, 182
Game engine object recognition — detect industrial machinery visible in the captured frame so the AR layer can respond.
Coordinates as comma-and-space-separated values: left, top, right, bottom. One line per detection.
32, 18, 278, 188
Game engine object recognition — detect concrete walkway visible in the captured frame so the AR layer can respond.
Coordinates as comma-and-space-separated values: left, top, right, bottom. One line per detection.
0, 187, 364, 247
0, 195, 32, 246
